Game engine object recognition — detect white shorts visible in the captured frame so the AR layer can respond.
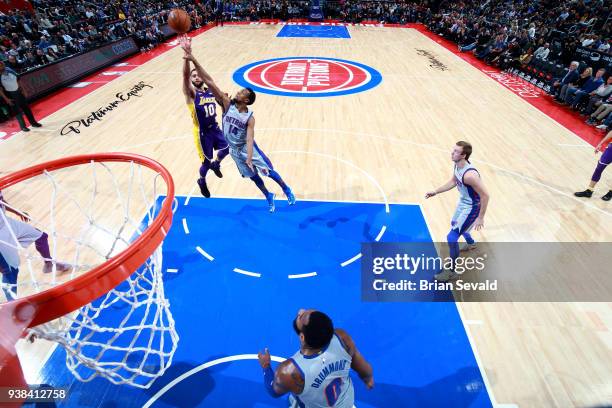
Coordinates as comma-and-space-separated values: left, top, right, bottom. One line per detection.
229, 144, 272, 178
451, 204, 480, 234
0, 215, 44, 269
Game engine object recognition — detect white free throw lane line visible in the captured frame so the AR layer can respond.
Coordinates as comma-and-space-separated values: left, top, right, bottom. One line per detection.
341, 253, 362, 267
375, 225, 387, 242
166, 268, 178, 273
288, 272, 317, 279
196, 246, 214, 261
184, 185, 197, 206
233, 268, 261, 278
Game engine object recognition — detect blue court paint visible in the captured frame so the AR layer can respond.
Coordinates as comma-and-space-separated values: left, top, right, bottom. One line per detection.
37, 197, 492, 408
277, 25, 351, 39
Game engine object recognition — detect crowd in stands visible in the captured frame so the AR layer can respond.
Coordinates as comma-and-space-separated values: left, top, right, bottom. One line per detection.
0, 0, 219, 76
219, 0, 430, 24
317, 1, 429, 24
1, 0, 611, 131
0, 0, 431, 79
426, 0, 612, 131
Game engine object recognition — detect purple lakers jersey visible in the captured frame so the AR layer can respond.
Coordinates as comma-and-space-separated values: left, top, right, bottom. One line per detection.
190, 88, 220, 132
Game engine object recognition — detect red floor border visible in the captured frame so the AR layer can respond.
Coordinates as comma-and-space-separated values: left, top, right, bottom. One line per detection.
1, 21, 605, 147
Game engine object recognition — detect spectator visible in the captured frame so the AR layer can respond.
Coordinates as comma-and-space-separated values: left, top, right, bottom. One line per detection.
34, 48, 50, 66
519, 47, 535, 67
566, 68, 606, 108
534, 43, 550, 60
584, 77, 612, 116
556, 67, 592, 103
485, 34, 508, 64
22, 50, 37, 68
5, 55, 24, 73
45, 47, 60, 62
528, 23, 536, 39
586, 95, 612, 126
458, 23, 479, 52
37, 35, 52, 51
474, 29, 493, 59
38, 14, 54, 30
594, 112, 612, 132
581, 34, 595, 48
550, 61, 580, 98
60, 30, 73, 45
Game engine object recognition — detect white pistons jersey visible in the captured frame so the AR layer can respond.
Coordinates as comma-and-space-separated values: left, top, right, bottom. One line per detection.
454, 162, 480, 207
289, 334, 354, 408
222, 103, 252, 150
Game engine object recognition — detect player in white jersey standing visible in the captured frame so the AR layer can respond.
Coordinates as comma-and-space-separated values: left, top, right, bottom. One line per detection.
425, 141, 490, 282
180, 37, 295, 212
257, 309, 374, 408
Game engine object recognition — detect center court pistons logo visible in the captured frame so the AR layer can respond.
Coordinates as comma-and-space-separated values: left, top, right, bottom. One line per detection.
232, 57, 382, 97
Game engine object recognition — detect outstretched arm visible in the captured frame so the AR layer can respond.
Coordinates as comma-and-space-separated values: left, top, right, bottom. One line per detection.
182, 51, 194, 103
179, 36, 230, 111
335, 328, 374, 389
425, 174, 457, 198
0, 194, 30, 222
258, 348, 304, 398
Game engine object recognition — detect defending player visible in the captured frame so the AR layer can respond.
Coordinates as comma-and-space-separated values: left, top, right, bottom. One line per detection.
1, 190, 70, 300
180, 36, 295, 212
257, 309, 374, 407
425, 141, 490, 282
182, 39, 229, 198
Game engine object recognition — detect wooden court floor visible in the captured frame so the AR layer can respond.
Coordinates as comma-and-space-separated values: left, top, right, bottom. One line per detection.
1, 24, 611, 407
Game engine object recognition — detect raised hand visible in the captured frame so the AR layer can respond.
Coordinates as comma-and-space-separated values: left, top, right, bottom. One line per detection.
179, 35, 192, 55
258, 347, 271, 369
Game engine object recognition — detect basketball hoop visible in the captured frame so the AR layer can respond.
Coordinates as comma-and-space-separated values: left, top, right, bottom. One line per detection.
0, 153, 178, 392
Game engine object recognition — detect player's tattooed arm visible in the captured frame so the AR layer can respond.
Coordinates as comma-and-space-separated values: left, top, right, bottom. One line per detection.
276, 359, 305, 395
336, 328, 374, 389
258, 349, 303, 397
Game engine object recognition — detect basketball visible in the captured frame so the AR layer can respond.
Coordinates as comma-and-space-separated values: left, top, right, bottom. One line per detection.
168, 9, 191, 33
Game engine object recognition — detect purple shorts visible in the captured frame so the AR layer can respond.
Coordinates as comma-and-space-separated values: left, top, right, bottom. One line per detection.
200, 127, 229, 161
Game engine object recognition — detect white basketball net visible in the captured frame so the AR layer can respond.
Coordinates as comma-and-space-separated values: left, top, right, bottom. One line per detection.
0, 159, 178, 388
